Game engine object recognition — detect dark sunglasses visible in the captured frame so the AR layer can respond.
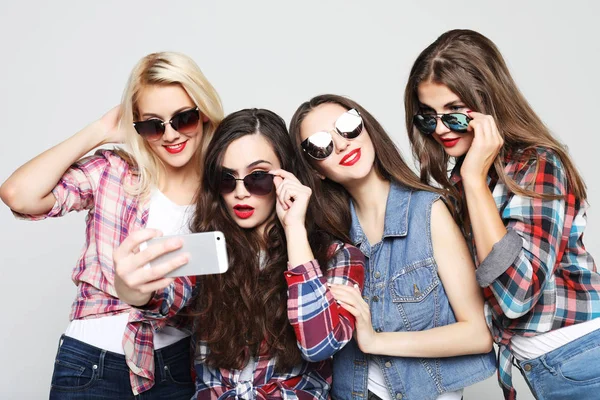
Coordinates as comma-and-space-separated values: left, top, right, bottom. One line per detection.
413, 113, 471, 135
220, 171, 274, 196
301, 108, 363, 160
133, 107, 201, 141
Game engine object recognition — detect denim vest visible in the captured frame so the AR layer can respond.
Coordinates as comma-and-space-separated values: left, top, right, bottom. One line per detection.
332, 183, 496, 400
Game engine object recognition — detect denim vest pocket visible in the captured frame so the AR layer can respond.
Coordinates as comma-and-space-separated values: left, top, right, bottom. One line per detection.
390, 258, 440, 331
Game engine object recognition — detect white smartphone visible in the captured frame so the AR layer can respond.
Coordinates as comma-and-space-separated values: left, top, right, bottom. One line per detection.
145, 231, 229, 278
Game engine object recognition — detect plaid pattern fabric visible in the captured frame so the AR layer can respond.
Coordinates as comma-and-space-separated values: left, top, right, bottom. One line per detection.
16, 150, 194, 395
452, 148, 600, 399
192, 242, 365, 399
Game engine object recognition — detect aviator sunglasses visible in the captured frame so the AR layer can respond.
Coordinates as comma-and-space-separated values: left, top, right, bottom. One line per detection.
133, 107, 201, 141
301, 108, 364, 160
413, 112, 471, 135
220, 171, 274, 196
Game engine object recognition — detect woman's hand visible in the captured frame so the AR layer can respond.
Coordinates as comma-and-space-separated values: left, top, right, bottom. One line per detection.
95, 105, 127, 145
270, 169, 312, 231
460, 111, 503, 184
328, 284, 378, 354
113, 229, 189, 306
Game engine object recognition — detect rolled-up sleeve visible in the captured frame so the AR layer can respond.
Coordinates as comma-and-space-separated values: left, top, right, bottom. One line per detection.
286, 242, 365, 362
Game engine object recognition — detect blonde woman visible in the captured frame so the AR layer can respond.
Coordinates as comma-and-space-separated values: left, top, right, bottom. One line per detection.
0, 52, 223, 399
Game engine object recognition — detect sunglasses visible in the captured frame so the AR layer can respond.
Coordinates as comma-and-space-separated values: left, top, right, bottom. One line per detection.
133, 107, 201, 141
220, 171, 274, 196
301, 108, 363, 160
413, 113, 471, 135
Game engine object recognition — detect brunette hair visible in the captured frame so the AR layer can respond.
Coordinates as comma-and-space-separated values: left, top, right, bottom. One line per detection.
404, 29, 587, 226
289, 94, 450, 237
191, 108, 331, 371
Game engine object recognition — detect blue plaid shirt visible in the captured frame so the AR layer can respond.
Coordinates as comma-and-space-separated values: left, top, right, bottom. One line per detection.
452, 148, 600, 399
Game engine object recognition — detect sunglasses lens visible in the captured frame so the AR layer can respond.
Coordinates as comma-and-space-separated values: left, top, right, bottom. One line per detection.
244, 172, 274, 195
171, 108, 200, 134
134, 120, 164, 141
301, 131, 334, 160
336, 109, 363, 139
413, 114, 437, 135
220, 174, 236, 194
442, 113, 471, 133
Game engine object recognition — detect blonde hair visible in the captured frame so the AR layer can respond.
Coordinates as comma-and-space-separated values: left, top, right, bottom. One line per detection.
118, 52, 224, 198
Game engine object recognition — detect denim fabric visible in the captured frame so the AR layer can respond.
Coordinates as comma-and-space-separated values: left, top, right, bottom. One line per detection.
332, 183, 496, 400
517, 327, 600, 400
49, 335, 194, 399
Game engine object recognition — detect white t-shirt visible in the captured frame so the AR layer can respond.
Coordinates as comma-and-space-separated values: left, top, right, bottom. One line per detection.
64, 189, 195, 353
511, 317, 600, 361
368, 357, 463, 400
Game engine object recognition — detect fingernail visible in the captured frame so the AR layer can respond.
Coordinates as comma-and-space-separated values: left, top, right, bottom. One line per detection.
354, 283, 359, 289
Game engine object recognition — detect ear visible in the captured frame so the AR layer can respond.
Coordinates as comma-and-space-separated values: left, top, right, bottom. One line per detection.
202, 114, 209, 123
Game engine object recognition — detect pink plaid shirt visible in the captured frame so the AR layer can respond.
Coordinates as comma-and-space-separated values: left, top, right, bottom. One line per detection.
16, 150, 194, 395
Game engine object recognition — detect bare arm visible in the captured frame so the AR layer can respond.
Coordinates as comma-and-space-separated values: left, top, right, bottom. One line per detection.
0, 106, 123, 215
330, 200, 493, 357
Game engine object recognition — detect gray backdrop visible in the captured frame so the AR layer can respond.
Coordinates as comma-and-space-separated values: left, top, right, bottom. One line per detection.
1, 1, 598, 399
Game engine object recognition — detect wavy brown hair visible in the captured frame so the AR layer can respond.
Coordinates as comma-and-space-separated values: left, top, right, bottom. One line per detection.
404, 29, 587, 227
289, 94, 451, 237
191, 108, 331, 371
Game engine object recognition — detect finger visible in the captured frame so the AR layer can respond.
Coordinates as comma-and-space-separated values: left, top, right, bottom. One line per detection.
336, 300, 362, 318
136, 277, 176, 295
269, 169, 301, 183
115, 229, 162, 260
273, 175, 284, 189
130, 238, 184, 270
128, 253, 189, 287
466, 111, 487, 119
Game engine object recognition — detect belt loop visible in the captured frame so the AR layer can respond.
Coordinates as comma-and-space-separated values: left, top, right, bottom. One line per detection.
55, 334, 66, 359
155, 347, 166, 382
540, 356, 557, 376
97, 350, 107, 379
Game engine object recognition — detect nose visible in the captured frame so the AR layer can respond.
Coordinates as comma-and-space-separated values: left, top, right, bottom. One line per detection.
331, 131, 350, 154
233, 180, 250, 199
434, 116, 450, 136
162, 123, 180, 142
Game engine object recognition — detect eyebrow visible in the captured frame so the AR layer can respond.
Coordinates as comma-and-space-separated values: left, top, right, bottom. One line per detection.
221, 160, 273, 175
141, 106, 194, 119
419, 100, 464, 109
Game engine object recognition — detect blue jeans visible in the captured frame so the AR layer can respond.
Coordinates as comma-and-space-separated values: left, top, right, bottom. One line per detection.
517, 327, 600, 400
49, 335, 195, 399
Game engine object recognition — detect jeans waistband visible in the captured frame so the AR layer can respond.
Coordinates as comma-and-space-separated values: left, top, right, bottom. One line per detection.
57, 334, 192, 371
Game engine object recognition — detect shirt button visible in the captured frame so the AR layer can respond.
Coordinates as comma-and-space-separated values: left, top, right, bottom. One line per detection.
372, 296, 379, 302
385, 361, 392, 368
523, 364, 532, 372
374, 272, 381, 279
396, 394, 403, 400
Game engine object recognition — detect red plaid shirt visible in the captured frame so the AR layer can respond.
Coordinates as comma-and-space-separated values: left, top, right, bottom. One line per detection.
452, 148, 600, 399
16, 150, 194, 395
193, 242, 365, 399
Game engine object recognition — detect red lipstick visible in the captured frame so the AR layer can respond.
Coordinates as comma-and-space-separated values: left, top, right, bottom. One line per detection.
440, 137, 460, 148
340, 148, 361, 166
233, 204, 255, 219
164, 141, 187, 154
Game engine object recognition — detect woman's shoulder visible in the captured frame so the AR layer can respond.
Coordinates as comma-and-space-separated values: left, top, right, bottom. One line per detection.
80, 148, 139, 175
505, 147, 565, 175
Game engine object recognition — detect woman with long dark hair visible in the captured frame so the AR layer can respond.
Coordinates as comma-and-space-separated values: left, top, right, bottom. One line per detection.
405, 29, 600, 400
114, 108, 365, 399
289, 95, 495, 400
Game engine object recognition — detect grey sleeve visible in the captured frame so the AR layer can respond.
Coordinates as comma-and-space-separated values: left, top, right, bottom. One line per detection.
475, 230, 523, 288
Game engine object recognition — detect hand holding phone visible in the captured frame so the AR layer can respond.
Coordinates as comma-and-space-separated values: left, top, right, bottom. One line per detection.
145, 231, 229, 278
